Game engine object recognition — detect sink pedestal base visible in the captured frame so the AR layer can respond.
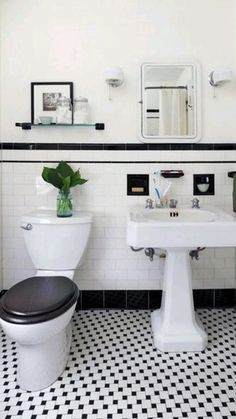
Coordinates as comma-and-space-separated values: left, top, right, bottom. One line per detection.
151, 248, 207, 352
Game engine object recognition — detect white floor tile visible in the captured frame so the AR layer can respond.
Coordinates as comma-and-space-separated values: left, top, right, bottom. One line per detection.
0, 308, 236, 419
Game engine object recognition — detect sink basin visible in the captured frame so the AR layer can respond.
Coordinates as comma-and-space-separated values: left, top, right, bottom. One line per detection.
127, 206, 234, 248
132, 208, 216, 223
127, 205, 236, 353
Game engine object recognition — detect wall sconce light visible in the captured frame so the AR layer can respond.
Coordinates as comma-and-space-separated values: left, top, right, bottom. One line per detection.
208, 66, 234, 87
104, 66, 124, 100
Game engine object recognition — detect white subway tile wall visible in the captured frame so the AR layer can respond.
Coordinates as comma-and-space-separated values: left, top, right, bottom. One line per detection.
1, 151, 236, 290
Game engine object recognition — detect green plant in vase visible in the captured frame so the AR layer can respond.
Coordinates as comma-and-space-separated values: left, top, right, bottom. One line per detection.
42, 161, 87, 217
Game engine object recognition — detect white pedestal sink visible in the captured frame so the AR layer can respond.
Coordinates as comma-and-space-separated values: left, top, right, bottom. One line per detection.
127, 206, 236, 352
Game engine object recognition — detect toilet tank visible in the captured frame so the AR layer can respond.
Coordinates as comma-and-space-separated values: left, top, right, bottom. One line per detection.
21, 210, 92, 270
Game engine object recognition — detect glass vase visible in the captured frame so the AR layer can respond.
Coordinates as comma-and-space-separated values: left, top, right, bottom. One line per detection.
57, 189, 73, 217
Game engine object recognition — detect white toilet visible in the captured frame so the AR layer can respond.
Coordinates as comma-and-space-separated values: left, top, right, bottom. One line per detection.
0, 209, 92, 391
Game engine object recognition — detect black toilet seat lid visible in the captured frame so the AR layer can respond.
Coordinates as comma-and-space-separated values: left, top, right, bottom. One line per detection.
1, 276, 78, 317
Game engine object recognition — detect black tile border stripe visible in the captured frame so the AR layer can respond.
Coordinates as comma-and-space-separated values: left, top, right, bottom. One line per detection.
1, 288, 235, 310
1, 142, 236, 151
2, 160, 236, 164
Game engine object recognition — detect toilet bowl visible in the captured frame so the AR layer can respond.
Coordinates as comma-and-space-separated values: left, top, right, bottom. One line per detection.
0, 209, 92, 391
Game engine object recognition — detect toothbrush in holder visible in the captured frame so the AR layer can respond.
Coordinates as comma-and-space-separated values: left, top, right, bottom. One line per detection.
155, 188, 161, 199
155, 188, 163, 207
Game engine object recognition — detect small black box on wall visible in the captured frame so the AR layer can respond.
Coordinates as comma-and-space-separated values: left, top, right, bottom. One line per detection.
127, 174, 149, 195
193, 174, 215, 195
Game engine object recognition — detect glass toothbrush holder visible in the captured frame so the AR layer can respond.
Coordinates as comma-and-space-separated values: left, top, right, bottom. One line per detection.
156, 198, 168, 208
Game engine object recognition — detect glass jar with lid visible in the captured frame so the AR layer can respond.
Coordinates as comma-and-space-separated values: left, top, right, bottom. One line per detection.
73, 97, 89, 124
56, 96, 72, 124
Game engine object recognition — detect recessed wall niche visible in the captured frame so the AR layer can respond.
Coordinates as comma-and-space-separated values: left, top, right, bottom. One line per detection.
193, 174, 215, 196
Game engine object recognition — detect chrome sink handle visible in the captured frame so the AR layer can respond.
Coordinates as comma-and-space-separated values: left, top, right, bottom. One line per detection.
145, 198, 154, 209
21, 223, 33, 231
169, 199, 178, 209
191, 198, 200, 209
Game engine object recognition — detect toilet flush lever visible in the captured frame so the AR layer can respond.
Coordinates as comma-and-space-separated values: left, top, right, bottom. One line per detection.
21, 223, 33, 231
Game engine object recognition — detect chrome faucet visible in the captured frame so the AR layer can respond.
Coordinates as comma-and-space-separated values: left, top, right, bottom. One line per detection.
191, 198, 200, 208
145, 198, 154, 209
169, 199, 178, 209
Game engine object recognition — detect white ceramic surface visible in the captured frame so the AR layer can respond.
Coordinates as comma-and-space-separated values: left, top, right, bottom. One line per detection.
127, 206, 235, 248
22, 209, 92, 224
0, 304, 76, 391
36, 269, 74, 279
133, 208, 216, 222
127, 205, 236, 352
21, 209, 92, 271
151, 249, 207, 352
0, 209, 93, 391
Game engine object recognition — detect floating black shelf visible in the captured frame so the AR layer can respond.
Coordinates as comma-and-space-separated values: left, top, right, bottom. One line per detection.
15, 122, 105, 130
160, 170, 184, 178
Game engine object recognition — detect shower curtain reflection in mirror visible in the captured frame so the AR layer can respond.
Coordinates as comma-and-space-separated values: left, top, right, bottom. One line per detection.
141, 63, 199, 141
159, 88, 187, 136
145, 87, 189, 136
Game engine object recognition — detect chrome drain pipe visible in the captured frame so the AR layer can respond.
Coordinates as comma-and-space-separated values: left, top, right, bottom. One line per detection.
189, 247, 206, 260
130, 246, 144, 252
145, 248, 155, 261
130, 247, 166, 262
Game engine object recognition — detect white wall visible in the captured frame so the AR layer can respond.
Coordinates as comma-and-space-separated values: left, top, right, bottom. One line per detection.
0, 1, 236, 291
1, 149, 235, 290
1, 0, 236, 143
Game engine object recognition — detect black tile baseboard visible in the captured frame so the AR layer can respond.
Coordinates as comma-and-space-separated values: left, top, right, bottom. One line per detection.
76, 289, 236, 311
127, 290, 149, 309
193, 289, 214, 308
0, 288, 235, 310
214, 289, 236, 308
149, 290, 163, 310
80, 290, 103, 309
104, 290, 126, 309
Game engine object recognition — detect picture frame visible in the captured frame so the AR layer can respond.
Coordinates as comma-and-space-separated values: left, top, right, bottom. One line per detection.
31, 82, 73, 124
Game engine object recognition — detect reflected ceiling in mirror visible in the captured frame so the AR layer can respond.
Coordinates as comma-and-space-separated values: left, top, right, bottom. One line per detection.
140, 62, 201, 143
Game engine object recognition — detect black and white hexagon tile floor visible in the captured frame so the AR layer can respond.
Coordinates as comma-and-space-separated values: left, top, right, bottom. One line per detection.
0, 309, 236, 419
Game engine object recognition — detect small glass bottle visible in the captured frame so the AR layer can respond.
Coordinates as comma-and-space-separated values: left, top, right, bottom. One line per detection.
56, 96, 72, 124
73, 97, 89, 124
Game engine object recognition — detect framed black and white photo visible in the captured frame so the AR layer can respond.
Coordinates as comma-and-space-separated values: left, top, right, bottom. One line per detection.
31, 82, 73, 124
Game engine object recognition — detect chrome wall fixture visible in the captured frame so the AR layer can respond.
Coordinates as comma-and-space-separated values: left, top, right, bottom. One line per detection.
104, 66, 124, 100
208, 66, 234, 87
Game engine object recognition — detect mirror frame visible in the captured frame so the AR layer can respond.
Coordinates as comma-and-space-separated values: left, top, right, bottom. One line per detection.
139, 61, 201, 143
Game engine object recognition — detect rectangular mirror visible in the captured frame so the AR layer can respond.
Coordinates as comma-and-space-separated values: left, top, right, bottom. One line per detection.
140, 62, 201, 142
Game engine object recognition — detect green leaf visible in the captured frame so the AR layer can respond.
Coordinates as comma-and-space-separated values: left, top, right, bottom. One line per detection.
42, 167, 63, 189
70, 170, 88, 187
62, 176, 71, 191
42, 162, 88, 191
56, 161, 74, 178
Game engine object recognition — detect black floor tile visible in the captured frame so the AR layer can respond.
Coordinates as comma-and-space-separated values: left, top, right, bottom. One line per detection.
1, 309, 236, 418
